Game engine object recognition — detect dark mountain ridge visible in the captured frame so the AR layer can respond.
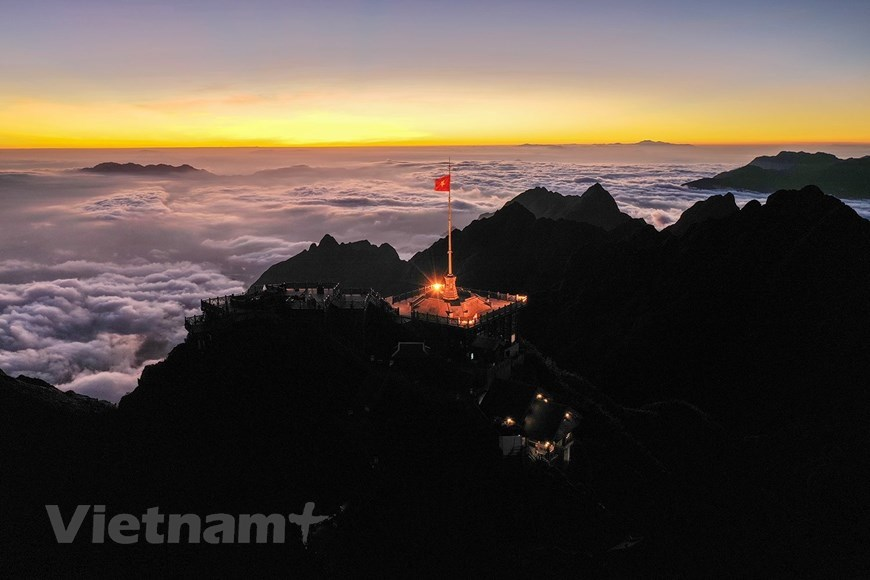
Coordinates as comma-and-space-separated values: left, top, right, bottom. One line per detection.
246, 183, 870, 463
4, 184, 870, 576
685, 150, 870, 198
250, 234, 413, 295
251, 183, 870, 436
81, 162, 211, 176
504, 183, 638, 231
664, 192, 739, 236
252, 184, 643, 294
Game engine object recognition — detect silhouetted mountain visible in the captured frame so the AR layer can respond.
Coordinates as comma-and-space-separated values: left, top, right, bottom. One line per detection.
1, 369, 113, 415
252, 184, 870, 571
4, 322, 810, 576
1, 370, 116, 575
429, 185, 870, 574
250, 186, 869, 431
6, 184, 870, 576
505, 184, 637, 231
518, 140, 692, 147
0, 322, 665, 575
410, 200, 651, 293
251, 164, 321, 178
249, 185, 632, 297
633, 139, 691, 146
81, 162, 211, 176
249, 234, 415, 295
685, 151, 870, 198
530, 185, 870, 410
664, 192, 739, 236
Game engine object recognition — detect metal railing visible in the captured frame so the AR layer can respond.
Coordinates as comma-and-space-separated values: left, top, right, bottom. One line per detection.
391, 285, 527, 305
185, 284, 393, 333
404, 299, 525, 329
389, 286, 429, 304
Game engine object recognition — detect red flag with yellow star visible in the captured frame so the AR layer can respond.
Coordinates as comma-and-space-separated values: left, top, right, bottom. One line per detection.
434, 175, 450, 192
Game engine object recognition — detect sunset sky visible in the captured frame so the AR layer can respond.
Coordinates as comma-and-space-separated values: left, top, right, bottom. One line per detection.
2, 0, 869, 147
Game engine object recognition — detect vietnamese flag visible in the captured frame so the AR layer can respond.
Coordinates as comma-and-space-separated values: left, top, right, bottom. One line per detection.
434, 175, 451, 191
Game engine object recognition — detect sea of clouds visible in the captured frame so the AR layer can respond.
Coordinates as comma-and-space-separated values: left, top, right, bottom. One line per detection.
2, 145, 869, 401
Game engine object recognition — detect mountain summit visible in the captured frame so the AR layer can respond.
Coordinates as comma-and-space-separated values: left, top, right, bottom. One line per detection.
665, 192, 739, 236
505, 183, 635, 230
250, 234, 412, 295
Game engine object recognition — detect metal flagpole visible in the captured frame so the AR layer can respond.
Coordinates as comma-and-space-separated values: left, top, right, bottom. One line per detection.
447, 157, 452, 277
443, 157, 459, 301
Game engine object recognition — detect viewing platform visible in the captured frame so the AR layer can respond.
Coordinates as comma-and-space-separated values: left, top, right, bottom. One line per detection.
184, 282, 390, 334
388, 284, 527, 330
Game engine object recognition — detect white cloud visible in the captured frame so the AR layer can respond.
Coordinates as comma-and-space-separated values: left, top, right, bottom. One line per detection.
0, 263, 244, 402
1, 148, 868, 402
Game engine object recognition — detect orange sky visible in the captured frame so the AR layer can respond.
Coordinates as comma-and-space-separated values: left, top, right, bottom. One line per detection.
2, 1, 869, 148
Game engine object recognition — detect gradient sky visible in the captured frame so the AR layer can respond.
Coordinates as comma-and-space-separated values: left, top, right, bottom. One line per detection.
1, 0, 869, 147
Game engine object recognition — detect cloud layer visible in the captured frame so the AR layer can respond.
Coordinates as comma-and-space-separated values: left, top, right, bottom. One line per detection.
2, 146, 868, 401
0, 261, 244, 401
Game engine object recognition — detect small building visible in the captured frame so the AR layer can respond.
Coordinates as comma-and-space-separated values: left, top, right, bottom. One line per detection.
478, 381, 580, 465
522, 389, 580, 465
479, 379, 536, 457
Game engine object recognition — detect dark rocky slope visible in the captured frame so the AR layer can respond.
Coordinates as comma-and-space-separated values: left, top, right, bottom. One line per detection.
248, 183, 870, 574
3, 325, 814, 576
4, 184, 870, 576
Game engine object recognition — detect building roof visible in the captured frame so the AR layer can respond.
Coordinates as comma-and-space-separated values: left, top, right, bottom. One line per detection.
523, 399, 580, 443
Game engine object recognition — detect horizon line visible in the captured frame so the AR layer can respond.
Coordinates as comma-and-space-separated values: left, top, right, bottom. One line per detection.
3, 140, 870, 151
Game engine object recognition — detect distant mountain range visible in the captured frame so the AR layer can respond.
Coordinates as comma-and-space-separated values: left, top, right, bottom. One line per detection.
519, 140, 693, 147
80, 162, 211, 176
685, 151, 870, 198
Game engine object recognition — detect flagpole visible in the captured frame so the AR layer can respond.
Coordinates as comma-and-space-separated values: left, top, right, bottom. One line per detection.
447, 157, 452, 277
441, 157, 458, 301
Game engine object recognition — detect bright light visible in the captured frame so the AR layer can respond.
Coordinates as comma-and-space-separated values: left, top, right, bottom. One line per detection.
431, 283, 443, 292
